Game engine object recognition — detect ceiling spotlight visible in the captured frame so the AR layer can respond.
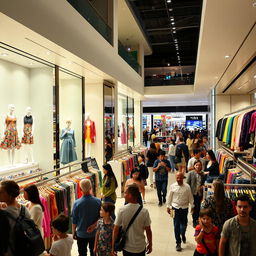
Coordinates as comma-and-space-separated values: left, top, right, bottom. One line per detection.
171, 18, 174, 21
225, 55, 230, 59
173, 31, 176, 34
169, 8, 173, 11
1, 53, 8, 56
215, 76, 218, 79
171, 22, 175, 25
167, 63, 170, 66
254, 75, 256, 79
172, 27, 176, 30
167, 0, 171, 3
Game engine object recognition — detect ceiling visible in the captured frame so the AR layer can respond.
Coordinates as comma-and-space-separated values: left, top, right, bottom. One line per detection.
130, 0, 203, 68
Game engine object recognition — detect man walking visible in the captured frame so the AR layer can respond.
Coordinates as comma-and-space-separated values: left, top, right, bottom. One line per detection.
167, 172, 194, 251
219, 194, 256, 256
153, 151, 171, 206
112, 184, 152, 256
72, 179, 101, 256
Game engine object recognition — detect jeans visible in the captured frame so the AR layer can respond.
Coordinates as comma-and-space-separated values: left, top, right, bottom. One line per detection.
123, 250, 146, 256
173, 208, 188, 244
156, 179, 167, 203
192, 194, 202, 225
77, 236, 95, 256
169, 155, 176, 170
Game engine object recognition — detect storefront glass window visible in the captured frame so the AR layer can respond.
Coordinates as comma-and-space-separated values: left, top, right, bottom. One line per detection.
127, 97, 134, 148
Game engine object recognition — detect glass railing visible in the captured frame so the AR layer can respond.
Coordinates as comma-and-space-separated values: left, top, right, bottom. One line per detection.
145, 76, 194, 86
67, 0, 112, 44
118, 41, 142, 75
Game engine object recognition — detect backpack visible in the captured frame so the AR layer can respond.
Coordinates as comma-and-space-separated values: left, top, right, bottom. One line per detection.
6, 205, 45, 256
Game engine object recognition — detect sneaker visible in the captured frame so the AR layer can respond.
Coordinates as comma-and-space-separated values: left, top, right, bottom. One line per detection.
182, 235, 186, 244
176, 243, 182, 251
158, 202, 162, 207
163, 198, 166, 204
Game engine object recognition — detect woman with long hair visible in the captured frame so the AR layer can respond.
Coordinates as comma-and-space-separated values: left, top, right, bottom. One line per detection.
205, 150, 219, 183
102, 163, 118, 204
104, 137, 113, 162
201, 179, 234, 231
24, 184, 44, 237
146, 143, 158, 188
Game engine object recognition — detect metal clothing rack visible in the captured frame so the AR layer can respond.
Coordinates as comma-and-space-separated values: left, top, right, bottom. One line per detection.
223, 104, 256, 117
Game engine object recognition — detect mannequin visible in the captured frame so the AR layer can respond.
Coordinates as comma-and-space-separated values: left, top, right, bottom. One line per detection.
22, 107, 34, 163
121, 116, 127, 145
84, 113, 96, 157
60, 120, 77, 165
0, 104, 21, 165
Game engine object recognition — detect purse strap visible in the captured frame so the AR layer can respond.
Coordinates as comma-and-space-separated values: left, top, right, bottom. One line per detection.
125, 205, 143, 232
202, 238, 213, 255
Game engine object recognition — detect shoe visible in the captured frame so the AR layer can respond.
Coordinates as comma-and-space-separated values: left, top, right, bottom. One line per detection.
182, 235, 186, 244
143, 200, 146, 204
158, 202, 162, 207
163, 198, 166, 204
176, 243, 182, 251
150, 184, 153, 188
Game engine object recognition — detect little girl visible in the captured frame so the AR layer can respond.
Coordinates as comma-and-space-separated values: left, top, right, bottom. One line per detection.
194, 208, 219, 256
94, 202, 115, 256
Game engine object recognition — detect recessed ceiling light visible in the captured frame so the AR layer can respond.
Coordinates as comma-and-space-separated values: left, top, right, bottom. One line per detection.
167, 0, 171, 3
167, 63, 170, 66
173, 31, 176, 34
254, 75, 256, 79
172, 27, 176, 30
171, 22, 175, 25
225, 55, 230, 59
215, 76, 218, 79
1, 53, 8, 57
171, 18, 174, 22
169, 8, 173, 11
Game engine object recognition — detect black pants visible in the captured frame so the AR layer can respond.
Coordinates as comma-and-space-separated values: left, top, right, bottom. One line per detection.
77, 236, 95, 256
123, 250, 146, 256
156, 179, 167, 203
193, 194, 202, 225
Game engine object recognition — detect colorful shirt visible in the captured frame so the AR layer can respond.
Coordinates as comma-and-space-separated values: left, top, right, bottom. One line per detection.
194, 225, 219, 254
96, 218, 114, 255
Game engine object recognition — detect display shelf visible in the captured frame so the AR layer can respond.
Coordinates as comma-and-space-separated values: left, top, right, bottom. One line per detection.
0, 162, 39, 177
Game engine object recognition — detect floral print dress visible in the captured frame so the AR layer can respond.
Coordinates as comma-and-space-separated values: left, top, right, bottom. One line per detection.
96, 218, 114, 256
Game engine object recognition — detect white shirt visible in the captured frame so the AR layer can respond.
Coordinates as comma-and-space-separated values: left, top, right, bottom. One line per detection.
29, 204, 44, 237
167, 182, 194, 209
115, 203, 151, 253
168, 144, 176, 156
49, 235, 73, 256
187, 157, 205, 171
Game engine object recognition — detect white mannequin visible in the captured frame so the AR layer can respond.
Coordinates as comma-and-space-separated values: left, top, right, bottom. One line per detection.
85, 112, 92, 157
2, 104, 17, 166
23, 107, 35, 163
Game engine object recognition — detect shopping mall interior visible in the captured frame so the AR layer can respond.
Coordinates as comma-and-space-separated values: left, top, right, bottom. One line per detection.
0, 0, 256, 255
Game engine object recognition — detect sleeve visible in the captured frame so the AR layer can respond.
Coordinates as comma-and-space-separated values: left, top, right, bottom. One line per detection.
96, 219, 101, 231
187, 159, 193, 169
49, 242, 59, 256
143, 209, 151, 227
194, 225, 201, 237
103, 178, 116, 197
114, 208, 122, 227
167, 186, 174, 208
153, 160, 158, 168
221, 220, 230, 239
60, 129, 66, 140
186, 172, 192, 187
71, 202, 78, 224
188, 186, 194, 208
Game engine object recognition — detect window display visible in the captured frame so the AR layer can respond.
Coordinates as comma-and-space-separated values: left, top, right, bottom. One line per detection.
118, 93, 128, 151
84, 112, 96, 157
128, 97, 135, 148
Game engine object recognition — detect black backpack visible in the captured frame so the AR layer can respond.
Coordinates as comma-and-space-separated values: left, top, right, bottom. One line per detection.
7, 205, 45, 256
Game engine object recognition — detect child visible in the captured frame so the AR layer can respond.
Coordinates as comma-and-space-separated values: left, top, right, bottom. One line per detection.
194, 208, 219, 256
47, 214, 73, 256
94, 202, 115, 256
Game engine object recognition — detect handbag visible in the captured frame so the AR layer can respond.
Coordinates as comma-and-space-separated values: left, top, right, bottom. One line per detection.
114, 205, 143, 251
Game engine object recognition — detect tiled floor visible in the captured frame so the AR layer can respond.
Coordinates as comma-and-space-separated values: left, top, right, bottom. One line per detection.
71, 172, 196, 255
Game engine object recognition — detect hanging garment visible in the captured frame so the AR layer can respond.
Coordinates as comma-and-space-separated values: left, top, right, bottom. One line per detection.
60, 129, 77, 164
223, 117, 231, 143
220, 118, 228, 141
21, 115, 34, 144
226, 116, 235, 146
231, 115, 239, 150
84, 120, 96, 143
249, 112, 256, 133
121, 123, 127, 144
234, 113, 246, 150
216, 118, 223, 141
0, 116, 21, 149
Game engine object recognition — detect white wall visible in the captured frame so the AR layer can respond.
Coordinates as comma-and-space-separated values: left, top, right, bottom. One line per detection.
85, 82, 104, 167
59, 78, 83, 163
30, 67, 54, 171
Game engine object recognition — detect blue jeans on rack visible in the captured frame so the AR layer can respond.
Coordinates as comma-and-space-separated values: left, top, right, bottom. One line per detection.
173, 208, 188, 244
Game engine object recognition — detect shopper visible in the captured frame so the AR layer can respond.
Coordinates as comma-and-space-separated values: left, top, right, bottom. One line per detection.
0, 180, 31, 255
24, 184, 44, 237
204, 150, 219, 183
72, 179, 101, 256
94, 202, 115, 256
201, 179, 234, 231
102, 163, 118, 204
175, 137, 189, 175
146, 143, 158, 188
168, 139, 176, 172
153, 151, 171, 206
219, 194, 256, 256
167, 172, 194, 251
186, 133, 195, 156
104, 137, 113, 162
0, 209, 10, 256
187, 160, 206, 227
125, 169, 144, 205
112, 184, 152, 256
153, 138, 161, 153
187, 149, 205, 172
202, 136, 209, 151
143, 127, 149, 147
47, 214, 73, 256
194, 208, 219, 256
137, 154, 149, 203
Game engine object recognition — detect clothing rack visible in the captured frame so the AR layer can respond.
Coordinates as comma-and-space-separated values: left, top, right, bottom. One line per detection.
16, 160, 91, 184
223, 104, 256, 117
113, 150, 130, 159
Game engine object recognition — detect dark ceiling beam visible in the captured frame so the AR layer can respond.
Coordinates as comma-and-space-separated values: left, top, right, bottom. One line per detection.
147, 25, 199, 32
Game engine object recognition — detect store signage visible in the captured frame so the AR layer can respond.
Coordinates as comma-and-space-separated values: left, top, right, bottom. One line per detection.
186, 115, 202, 121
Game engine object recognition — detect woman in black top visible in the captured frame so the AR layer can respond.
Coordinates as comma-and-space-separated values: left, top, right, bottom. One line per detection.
146, 143, 158, 188
205, 150, 219, 183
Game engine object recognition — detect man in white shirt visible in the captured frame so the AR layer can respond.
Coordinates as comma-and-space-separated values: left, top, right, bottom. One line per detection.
112, 184, 152, 256
167, 172, 194, 251
187, 149, 205, 172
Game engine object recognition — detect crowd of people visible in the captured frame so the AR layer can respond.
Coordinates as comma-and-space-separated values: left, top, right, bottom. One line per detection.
0, 128, 256, 256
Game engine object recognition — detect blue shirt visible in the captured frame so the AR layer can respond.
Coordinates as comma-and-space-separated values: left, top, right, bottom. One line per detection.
72, 195, 101, 238
153, 159, 171, 181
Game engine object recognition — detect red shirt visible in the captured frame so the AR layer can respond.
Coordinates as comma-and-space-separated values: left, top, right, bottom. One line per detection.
194, 225, 220, 254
